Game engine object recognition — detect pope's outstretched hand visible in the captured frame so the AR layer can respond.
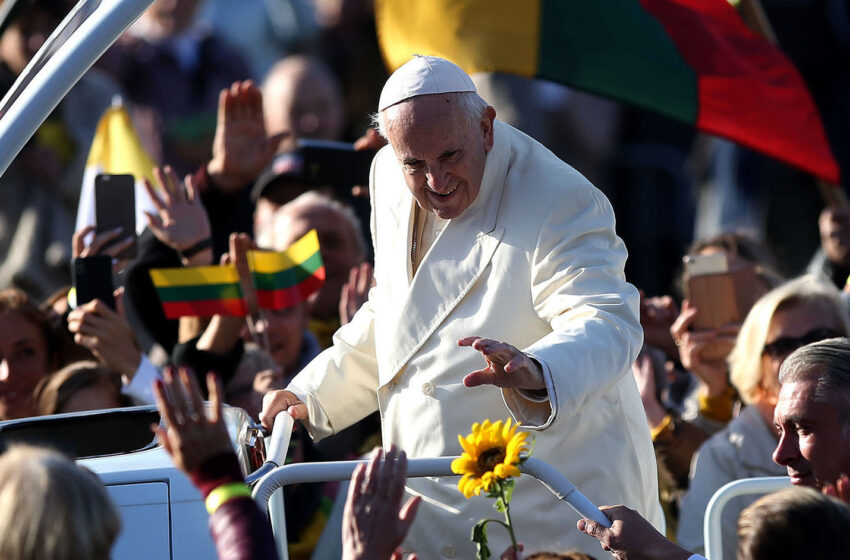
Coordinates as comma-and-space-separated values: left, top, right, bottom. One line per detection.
458, 337, 545, 391
259, 390, 308, 431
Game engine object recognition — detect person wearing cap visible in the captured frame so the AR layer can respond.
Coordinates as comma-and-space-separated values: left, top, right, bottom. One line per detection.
261, 55, 661, 557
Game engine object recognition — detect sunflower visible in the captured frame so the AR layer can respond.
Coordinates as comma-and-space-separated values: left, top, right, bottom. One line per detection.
451, 418, 529, 498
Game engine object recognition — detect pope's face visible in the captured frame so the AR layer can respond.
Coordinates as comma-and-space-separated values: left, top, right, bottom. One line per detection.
385, 94, 495, 220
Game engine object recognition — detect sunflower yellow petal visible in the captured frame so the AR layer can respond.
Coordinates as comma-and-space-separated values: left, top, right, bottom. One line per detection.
452, 455, 475, 475
458, 434, 478, 458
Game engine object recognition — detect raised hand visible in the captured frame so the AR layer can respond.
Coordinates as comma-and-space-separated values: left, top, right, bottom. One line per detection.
351, 128, 386, 198
639, 291, 679, 359
458, 337, 545, 391
339, 262, 374, 325
342, 446, 421, 560
823, 473, 850, 505
143, 165, 212, 261
227, 232, 260, 318
152, 367, 233, 474
632, 351, 667, 429
207, 80, 289, 193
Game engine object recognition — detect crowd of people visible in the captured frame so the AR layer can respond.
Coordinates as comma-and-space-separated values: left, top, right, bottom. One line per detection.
2, 0, 850, 559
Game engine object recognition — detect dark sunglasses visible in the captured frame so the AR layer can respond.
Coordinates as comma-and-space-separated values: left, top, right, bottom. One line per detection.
762, 328, 844, 359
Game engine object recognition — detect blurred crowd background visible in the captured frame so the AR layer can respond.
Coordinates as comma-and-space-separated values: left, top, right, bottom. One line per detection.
2, 0, 850, 558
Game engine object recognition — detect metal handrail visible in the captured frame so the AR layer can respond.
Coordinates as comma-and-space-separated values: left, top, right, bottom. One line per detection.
703, 476, 791, 560
0, 0, 156, 177
251, 413, 611, 559
252, 454, 611, 560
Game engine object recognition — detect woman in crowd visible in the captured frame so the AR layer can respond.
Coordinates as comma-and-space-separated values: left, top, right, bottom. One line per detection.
676, 275, 850, 557
35, 360, 134, 415
637, 232, 783, 533
0, 288, 59, 420
0, 445, 121, 560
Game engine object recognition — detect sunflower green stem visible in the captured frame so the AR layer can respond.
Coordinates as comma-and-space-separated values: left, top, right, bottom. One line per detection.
498, 480, 518, 551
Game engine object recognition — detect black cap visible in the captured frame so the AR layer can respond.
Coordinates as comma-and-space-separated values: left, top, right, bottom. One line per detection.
250, 151, 312, 204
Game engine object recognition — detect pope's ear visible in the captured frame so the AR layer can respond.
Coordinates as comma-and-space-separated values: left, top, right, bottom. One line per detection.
481, 106, 496, 152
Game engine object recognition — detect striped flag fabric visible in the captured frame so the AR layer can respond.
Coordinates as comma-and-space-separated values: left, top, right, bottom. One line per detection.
250, 229, 325, 311
375, 0, 840, 184
75, 101, 158, 236
149, 265, 247, 319
149, 230, 324, 318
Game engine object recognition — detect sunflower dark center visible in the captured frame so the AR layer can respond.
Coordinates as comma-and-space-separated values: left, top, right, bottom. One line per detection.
477, 447, 505, 473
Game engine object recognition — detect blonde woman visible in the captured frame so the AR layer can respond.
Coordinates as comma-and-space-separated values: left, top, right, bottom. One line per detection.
677, 275, 850, 558
0, 445, 121, 560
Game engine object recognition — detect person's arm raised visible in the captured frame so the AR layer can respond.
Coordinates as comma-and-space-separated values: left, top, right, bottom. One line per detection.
143, 165, 213, 266
153, 367, 280, 560
206, 80, 288, 194
342, 446, 421, 560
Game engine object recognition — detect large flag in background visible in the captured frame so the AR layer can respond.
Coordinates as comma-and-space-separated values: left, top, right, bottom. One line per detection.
375, 0, 841, 184
75, 102, 157, 236
150, 230, 325, 319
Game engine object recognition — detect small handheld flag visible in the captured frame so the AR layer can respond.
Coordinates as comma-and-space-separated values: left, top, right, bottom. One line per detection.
149, 230, 325, 319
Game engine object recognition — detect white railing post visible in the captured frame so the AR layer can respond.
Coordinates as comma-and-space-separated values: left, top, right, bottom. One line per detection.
704, 476, 791, 560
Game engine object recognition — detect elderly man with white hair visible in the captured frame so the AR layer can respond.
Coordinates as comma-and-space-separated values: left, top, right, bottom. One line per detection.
262, 55, 660, 557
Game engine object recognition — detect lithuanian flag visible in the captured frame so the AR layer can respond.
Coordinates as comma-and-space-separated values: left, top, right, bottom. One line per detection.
149, 230, 324, 318
249, 229, 325, 311
376, 0, 840, 184
149, 265, 247, 319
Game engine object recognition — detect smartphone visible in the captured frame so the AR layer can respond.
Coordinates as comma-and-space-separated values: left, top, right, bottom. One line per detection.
684, 253, 760, 360
95, 173, 137, 259
73, 256, 115, 309
296, 140, 376, 191
683, 253, 727, 277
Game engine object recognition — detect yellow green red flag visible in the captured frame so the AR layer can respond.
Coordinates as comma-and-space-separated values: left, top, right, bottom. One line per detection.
375, 0, 839, 184
149, 230, 325, 318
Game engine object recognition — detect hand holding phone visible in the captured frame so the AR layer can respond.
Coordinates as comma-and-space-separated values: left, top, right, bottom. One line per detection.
684, 253, 760, 331
73, 256, 115, 310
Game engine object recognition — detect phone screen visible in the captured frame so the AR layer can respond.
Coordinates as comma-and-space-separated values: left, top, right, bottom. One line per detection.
73, 256, 115, 309
95, 173, 137, 259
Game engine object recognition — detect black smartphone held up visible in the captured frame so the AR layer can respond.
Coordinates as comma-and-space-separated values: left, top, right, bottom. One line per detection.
73, 256, 115, 309
95, 173, 137, 260
297, 140, 376, 193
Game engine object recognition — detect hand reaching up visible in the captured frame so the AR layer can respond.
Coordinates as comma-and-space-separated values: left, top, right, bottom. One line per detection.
152, 367, 233, 475
342, 446, 421, 560
143, 165, 212, 264
207, 80, 289, 193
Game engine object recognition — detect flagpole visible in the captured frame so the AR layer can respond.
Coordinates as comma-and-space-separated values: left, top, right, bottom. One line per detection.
738, 0, 846, 206
0, 0, 156, 178
245, 251, 275, 371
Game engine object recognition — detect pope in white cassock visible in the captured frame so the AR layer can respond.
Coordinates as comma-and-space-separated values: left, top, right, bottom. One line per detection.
261, 55, 662, 558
